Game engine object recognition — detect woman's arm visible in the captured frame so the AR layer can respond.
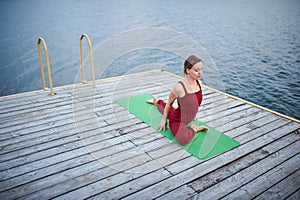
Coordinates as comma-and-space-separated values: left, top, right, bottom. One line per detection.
157, 84, 181, 131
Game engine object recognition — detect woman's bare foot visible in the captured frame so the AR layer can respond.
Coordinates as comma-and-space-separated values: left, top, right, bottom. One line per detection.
146, 97, 158, 105
190, 124, 208, 133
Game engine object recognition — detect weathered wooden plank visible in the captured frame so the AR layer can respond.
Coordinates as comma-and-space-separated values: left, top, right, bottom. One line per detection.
54, 150, 190, 200
0, 73, 175, 122
0, 79, 190, 140
0, 138, 132, 182
0, 70, 298, 200
121, 122, 300, 199
286, 189, 300, 200
6, 136, 171, 199
0, 153, 153, 200
0, 115, 107, 154
0, 150, 94, 192
0, 89, 67, 108
253, 169, 300, 200
0, 70, 166, 106
0, 96, 144, 143
0, 128, 161, 193
200, 97, 234, 112
0, 95, 141, 143
164, 114, 287, 176
225, 111, 281, 138
0, 125, 171, 198
0, 79, 173, 129
204, 106, 270, 134
0, 115, 144, 169
147, 142, 180, 159
135, 110, 283, 182
214, 108, 269, 133
0, 80, 214, 137
187, 129, 300, 193
0, 92, 71, 114
1, 85, 218, 156
0, 118, 145, 171
221, 153, 300, 199
155, 185, 197, 200
56, 168, 172, 200
234, 118, 292, 144
200, 103, 252, 124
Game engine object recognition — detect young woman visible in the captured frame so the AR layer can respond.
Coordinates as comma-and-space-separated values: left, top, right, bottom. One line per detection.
147, 55, 208, 145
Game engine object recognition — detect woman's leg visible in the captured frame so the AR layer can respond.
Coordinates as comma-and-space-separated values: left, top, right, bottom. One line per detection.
156, 100, 166, 114
150, 99, 195, 144
156, 100, 179, 120
146, 97, 158, 105
169, 121, 195, 145
190, 124, 209, 132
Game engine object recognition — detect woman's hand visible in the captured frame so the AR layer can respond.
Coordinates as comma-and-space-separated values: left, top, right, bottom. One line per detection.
157, 117, 167, 131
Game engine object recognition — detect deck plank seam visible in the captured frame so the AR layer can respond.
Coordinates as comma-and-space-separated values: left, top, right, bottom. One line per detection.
44, 143, 179, 199
114, 120, 296, 198
0, 86, 213, 130
0, 89, 223, 147
201, 104, 258, 125
220, 149, 300, 200
0, 79, 211, 122
0, 76, 176, 117
159, 129, 300, 199
0, 103, 142, 145
84, 152, 192, 200
0, 70, 167, 101
0, 70, 299, 198
159, 120, 298, 189
122, 124, 300, 199
224, 111, 279, 135
0, 124, 292, 196
284, 182, 300, 200
0, 126, 169, 186
0, 132, 162, 194
0, 117, 148, 170
0, 85, 177, 132
235, 121, 298, 148
252, 159, 300, 199
0, 109, 149, 160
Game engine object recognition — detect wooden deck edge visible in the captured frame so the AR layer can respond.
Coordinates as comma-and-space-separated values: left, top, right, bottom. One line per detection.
1, 69, 299, 124
162, 70, 300, 124
0, 69, 162, 100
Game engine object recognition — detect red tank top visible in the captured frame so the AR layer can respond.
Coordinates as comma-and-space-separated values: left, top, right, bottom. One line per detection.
176, 81, 202, 123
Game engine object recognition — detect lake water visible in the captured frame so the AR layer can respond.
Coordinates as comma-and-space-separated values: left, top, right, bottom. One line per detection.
0, 0, 299, 120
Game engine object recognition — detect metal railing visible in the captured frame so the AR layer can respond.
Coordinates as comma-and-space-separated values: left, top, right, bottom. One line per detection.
80, 34, 96, 88
37, 37, 55, 96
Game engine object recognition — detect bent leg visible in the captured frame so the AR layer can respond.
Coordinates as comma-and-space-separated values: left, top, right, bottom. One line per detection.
170, 121, 195, 145
156, 100, 195, 144
156, 100, 178, 120
156, 100, 166, 114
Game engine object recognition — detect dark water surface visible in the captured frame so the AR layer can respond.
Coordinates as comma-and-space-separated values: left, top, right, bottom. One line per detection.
0, 0, 299, 120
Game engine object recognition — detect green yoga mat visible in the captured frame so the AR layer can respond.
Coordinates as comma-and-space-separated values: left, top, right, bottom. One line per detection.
115, 94, 240, 160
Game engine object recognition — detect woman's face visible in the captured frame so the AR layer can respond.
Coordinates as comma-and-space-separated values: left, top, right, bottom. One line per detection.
187, 61, 203, 80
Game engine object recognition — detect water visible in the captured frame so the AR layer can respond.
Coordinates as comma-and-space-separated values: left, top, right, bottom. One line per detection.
0, 0, 299, 120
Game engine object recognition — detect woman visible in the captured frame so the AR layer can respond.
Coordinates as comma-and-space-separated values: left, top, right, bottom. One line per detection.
147, 55, 208, 145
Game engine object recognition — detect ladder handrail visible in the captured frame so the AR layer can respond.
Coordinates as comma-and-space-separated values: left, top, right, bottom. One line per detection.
37, 37, 55, 96
80, 34, 96, 88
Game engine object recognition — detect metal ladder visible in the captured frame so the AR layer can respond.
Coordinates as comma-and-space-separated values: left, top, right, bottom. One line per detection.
37, 37, 55, 96
80, 34, 96, 88
37, 34, 96, 95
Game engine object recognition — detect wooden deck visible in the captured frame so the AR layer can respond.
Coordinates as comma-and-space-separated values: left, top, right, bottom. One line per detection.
0, 70, 299, 199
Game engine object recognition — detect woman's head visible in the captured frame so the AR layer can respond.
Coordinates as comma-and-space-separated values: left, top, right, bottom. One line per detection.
183, 55, 202, 75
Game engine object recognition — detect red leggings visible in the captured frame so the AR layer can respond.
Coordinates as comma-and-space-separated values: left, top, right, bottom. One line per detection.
157, 100, 195, 145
